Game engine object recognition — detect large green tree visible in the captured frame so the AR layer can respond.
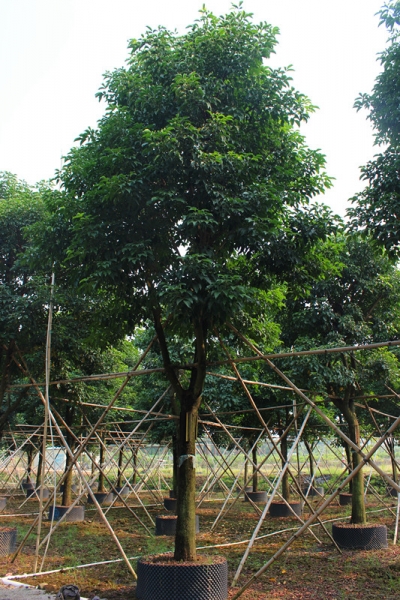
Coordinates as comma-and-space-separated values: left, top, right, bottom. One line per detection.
349, 1, 400, 254
39, 7, 331, 560
0, 172, 49, 435
280, 234, 400, 523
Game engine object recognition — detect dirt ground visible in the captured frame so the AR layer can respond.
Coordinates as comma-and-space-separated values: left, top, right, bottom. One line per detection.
0, 583, 56, 600
0, 488, 399, 599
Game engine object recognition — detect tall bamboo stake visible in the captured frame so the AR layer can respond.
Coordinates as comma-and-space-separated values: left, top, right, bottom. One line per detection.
34, 272, 54, 573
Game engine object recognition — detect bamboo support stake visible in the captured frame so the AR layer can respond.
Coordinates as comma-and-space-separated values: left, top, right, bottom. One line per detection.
232, 406, 314, 586
231, 413, 400, 600
214, 333, 331, 552
228, 323, 400, 493
43, 407, 154, 536
34, 272, 55, 573
9, 365, 161, 579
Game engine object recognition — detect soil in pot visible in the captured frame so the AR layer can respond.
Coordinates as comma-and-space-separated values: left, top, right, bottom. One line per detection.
332, 522, 388, 550
136, 553, 228, 600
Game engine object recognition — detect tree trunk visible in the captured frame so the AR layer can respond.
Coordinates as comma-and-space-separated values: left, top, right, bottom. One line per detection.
387, 434, 398, 484
304, 440, 314, 482
62, 439, 75, 506
98, 434, 106, 493
131, 446, 137, 486
62, 405, 75, 506
342, 399, 366, 525
252, 443, 258, 493
117, 447, 124, 488
172, 434, 179, 497
174, 404, 198, 561
35, 450, 43, 489
344, 442, 353, 493
151, 309, 206, 562
26, 445, 34, 483
244, 456, 249, 489
281, 433, 290, 502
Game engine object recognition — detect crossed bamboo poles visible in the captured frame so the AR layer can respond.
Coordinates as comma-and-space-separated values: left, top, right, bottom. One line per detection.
3, 330, 400, 598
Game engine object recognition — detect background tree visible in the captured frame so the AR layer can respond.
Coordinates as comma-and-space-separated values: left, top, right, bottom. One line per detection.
349, 1, 400, 256
0, 172, 49, 437
37, 6, 331, 561
279, 233, 400, 523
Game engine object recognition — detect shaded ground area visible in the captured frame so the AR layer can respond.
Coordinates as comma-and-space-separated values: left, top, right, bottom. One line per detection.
0, 489, 399, 599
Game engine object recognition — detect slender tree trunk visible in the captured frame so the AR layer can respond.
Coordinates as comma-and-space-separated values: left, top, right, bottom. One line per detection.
172, 433, 179, 497
62, 439, 75, 506
131, 447, 137, 486
98, 433, 106, 493
35, 450, 43, 489
244, 455, 249, 489
281, 433, 290, 502
26, 445, 34, 483
252, 443, 258, 493
152, 308, 206, 562
117, 447, 124, 488
344, 442, 353, 493
387, 434, 398, 484
341, 398, 366, 524
304, 440, 314, 482
174, 402, 198, 561
62, 405, 75, 506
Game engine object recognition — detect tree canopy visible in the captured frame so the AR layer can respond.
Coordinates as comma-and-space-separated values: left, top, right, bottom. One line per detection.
36, 5, 332, 560
349, 1, 400, 255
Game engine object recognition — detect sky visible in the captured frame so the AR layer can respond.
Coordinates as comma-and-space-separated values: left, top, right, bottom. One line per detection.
0, 0, 389, 216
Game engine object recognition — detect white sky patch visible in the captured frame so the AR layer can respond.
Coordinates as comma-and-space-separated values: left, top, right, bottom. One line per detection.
0, 0, 388, 216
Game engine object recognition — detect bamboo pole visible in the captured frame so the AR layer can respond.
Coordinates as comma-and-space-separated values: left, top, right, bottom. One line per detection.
231, 412, 400, 600
232, 406, 314, 586
228, 323, 400, 493
8, 338, 400, 391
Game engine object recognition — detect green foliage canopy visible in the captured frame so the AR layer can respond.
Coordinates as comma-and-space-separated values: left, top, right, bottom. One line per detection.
349, 1, 400, 255
44, 6, 331, 342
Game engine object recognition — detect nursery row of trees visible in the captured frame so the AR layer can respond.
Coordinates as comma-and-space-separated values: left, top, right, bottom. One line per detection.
3, 1, 400, 561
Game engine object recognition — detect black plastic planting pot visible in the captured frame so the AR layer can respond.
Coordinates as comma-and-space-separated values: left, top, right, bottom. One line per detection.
163, 497, 177, 512
332, 523, 388, 550
269, 501, 302, 517
21, 481, 34, 491
0, 497, 7, 511
87, 491, 114, 505
155, 515, 200, 536
302, 486, 324, 497
244, 491, 268, 503
59, 484, 79, 494
26, 488, 50, 500
339, 493, 352, 506
136, 554, 228, 600
0, 527, 17, 556
48, 505, 85, 522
